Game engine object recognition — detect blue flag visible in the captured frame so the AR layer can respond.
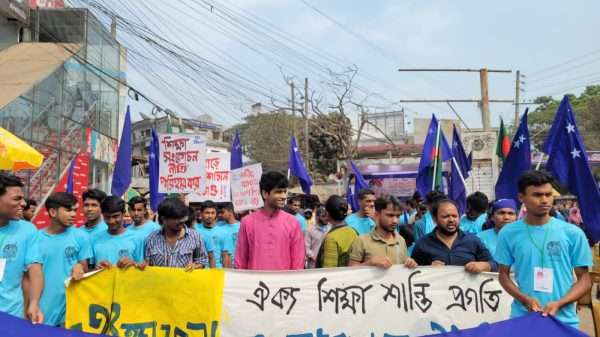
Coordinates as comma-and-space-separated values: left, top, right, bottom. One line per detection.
110, 106, 133, 197
149, 128, 165, 212
65, 155, 76, 194
545, 95, 600, 242
347, 160, 369, 213
416, 114, 453, 197
495, 110, 531, 203
422, 312, 586, 337
230, 129, 243, 170
288, 135, 313, 194
449, 125, 470, 214
0, 310, 106, 337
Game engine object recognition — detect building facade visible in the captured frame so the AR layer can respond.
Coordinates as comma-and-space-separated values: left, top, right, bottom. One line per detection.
0, 7, 125, 200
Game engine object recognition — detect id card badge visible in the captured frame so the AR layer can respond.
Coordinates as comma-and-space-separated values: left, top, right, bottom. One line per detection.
0, 258, 6, 282
533, 267, 553, 293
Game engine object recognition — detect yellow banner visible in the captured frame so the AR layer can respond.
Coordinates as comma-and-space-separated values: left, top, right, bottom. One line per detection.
66, 267, 224, 337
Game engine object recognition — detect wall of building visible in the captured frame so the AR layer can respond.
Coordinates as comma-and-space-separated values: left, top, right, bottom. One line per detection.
0, 8, 123, 199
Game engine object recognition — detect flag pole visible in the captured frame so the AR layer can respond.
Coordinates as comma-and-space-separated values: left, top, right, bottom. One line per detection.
452, 157, 469, 195
535, 153, 545, 170
431, 121, 442, 191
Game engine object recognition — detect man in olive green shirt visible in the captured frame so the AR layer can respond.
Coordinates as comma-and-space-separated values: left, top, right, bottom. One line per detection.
350, 195, 417, 269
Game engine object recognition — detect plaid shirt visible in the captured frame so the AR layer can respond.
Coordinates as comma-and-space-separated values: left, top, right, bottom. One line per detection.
145, 227, 208, 268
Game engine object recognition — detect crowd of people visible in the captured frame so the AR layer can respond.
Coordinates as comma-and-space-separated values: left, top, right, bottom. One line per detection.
0, 169, 593, 330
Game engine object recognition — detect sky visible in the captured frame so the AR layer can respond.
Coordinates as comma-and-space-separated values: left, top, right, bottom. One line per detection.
79, 0, 600, 132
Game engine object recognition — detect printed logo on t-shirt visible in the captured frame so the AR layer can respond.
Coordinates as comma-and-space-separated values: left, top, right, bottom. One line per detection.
546, 241, 561, 257
118, 249, 131, 259
64, 246, 77, 262
2, 243, 17, 259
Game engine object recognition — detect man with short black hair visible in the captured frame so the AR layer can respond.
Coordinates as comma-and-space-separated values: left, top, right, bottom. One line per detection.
145, 198, 208, 269
412, 199, 496, 273
39, 192, 91, 326
496, 170, 592, 328
235, 171, 304, 270
91, 196, 144, 269
79, 189, 107, 236
413, 190, 446, 241
460, 191, 489, 234
23, 199, 37, 222
217, 202, 240, 264
350, 196, 417, 269
287, 195, 308, 234
345, 188, 376, 235
196, 200, 232, 268
0, 173, 43, 323
128, 196, 161, 240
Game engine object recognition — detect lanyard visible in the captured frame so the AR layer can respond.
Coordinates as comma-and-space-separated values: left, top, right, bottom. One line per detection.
526, 224, 550, 268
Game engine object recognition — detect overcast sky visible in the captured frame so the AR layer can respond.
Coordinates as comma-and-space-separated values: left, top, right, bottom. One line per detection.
102, 0, 600, 131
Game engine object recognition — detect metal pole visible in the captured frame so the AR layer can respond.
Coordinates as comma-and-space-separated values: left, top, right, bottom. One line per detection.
304, 77, 309, 169
480, 68, 491, 131
515, 70, 521, 125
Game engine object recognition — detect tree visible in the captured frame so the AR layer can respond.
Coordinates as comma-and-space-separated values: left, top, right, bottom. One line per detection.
308, 112, 352, 179
529, 85, 600, 151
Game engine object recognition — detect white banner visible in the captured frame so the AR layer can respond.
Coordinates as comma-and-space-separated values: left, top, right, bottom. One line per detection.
231, 163, 264, 212
187, 153, 231, 203
221, 266, 511, 337
158, 134, 206, 193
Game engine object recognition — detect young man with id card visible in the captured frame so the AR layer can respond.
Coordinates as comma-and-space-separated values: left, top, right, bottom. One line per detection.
496, 170, 592, 328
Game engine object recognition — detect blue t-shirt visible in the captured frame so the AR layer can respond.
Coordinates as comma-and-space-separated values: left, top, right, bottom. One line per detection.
413, 212, 435, 242
129, 220, 161, 243
196, 224, 233, 268
345, 213, 375, 236
78, 221, 108, 237
218, 221, 240, 259
495, 218, 592, 327
90, 229, 144, 265
295, 213, 308, 234
460, 214, 488, 234
0, 219, 41, 318
477, 228, 499, 257
38, 227, 92, 326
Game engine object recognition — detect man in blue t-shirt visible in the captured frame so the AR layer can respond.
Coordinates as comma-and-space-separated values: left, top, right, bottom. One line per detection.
496, 170, 592, 328
39, 192, 92, 326
218, 202, 240, 264
477, 199, 517, 256
128, 196, 161, 240
91, 196, 144, 268
196, 201, 232, 268
79, 189, 108, 237
287, 196, 308, 234
0, 173, 43, 323
345, 188, 376, 235
460, 191, 489, 234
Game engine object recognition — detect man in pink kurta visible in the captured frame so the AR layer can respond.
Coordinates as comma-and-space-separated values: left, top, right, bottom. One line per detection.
234, 171, 305, 270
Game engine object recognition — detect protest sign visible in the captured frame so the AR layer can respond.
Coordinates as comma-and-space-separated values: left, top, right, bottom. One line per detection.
67, 266, 511, 337
187, 153, 231, 203
158, 134, 206, 193
231, 163, 263, 212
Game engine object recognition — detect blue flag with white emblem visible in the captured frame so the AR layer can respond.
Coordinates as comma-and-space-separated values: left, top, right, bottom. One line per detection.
149, 128, 165, 212
230, 129, 243, 170
495, 110, 531, 203
449, 125, 470, 215
288, 135, 313, 194
416, 114, 453, 197
65, 155, 76, 194
545, 96, 600, 242
347, 160, 369, 213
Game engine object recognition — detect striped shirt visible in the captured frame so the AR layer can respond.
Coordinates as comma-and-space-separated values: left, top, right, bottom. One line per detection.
144, 227, 208, 268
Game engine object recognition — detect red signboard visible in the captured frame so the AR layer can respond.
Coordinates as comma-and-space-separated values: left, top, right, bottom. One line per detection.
32, 152, 90, 229
29, 0, 64, 8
